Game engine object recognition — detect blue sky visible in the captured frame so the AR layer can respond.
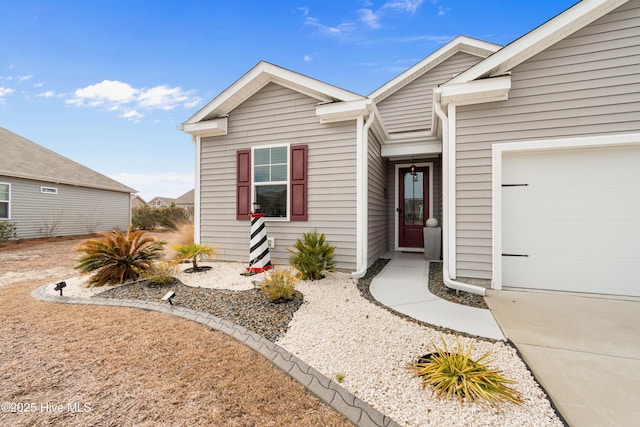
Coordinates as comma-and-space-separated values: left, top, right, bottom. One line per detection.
1, 0, 577, 201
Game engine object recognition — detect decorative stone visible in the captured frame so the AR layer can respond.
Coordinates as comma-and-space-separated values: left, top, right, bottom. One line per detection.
426, 217, 439, 228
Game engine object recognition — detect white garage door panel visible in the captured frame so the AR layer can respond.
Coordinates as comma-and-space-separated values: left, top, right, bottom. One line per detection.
503, 145, 640, 297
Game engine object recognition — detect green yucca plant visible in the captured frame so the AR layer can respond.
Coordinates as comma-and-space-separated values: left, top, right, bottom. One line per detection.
260, 267, 298, 303
407, 336, 522, 406
172, 242, 217, 271
287, 230, 335, 280
75, 226, 165, 287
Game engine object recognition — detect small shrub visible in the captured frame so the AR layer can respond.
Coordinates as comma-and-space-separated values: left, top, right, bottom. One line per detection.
141, 260, 179, 287
335, 373, 345, 384
287, 230, 335, 280
172, 242, 217, 271
158, 205, 190, 231
260, 267, 298, 303
75, 226, 165, 287
132, 205, 161, 230
406, 336, 522, 406
0, 221, 17, 247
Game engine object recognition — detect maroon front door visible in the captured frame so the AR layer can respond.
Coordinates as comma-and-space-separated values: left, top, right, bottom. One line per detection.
399, 166, 429, 248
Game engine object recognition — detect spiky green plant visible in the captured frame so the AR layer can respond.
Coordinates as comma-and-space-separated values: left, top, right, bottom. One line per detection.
407, 336, 522, 406
260, 267, 298, 303
172, 242, 217, 271
287, 230, 335, 280
75, 226, 165, 287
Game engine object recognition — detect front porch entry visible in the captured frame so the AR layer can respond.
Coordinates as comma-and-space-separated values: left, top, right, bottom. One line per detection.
395, 162, 433, 252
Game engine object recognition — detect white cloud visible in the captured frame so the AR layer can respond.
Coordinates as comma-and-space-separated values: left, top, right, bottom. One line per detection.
109, 172, 195, 202
66, 80, 201, 122
36, 90, 63, 98
18, 75, 33, 82
304, 55, 314, 62
0, 87, 14, 103
305, 16, 356, 36
359, 8, 381, 29
383, 0, 424, 13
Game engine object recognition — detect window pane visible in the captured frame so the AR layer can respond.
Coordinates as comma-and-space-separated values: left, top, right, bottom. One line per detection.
0, 184, 8, 201
271, 146, 287, 164
256, 185, 287, 218
271, 164, 287, 182
254, 165, 270, 182
404, 172, 423, 225
0, 202, 7, 219
254, 148, 270, 166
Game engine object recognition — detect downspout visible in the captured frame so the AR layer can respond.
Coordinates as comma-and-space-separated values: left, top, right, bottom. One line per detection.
192, 135, 201, 244
352, 109, 375, 279
433, 93, 486, 296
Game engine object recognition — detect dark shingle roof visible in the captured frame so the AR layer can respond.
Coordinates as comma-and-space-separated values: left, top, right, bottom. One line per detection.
0, 127, 134, 193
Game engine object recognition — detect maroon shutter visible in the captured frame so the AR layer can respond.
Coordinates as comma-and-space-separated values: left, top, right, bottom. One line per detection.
290, 144, 307, 221
236, 150, 251, 220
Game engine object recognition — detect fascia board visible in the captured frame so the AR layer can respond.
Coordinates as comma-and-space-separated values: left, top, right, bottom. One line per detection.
369, 36, 501, 102
440, 75, 511, 106
448, 0, 629, 84
180, 117, 228, 136
381, 139, 442, 158
316, 99, 372, 123
183, 61, 364, 126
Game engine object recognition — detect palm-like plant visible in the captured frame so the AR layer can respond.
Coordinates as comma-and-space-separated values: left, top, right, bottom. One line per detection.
172, 243, 217, 272
407, 336, 522, 406
75, 226, 165, 287
287, 230, 335, 280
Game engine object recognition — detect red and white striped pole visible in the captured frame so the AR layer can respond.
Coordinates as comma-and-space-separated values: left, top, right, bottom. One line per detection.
247, 212, 272, 274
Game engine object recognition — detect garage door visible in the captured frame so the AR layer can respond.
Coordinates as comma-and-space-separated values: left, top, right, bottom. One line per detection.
502, 144, 640, 297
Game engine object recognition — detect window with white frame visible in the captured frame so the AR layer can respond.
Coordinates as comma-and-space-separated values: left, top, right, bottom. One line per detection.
253, 145, 288, 218
0, 183, 10, 219
40, 186, 58, 194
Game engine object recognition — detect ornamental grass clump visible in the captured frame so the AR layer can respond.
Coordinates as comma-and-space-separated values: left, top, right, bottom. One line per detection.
75, 226, 165, 287
260, 267, 298, 303
287, 230, 335, 280
141, 260, 179, 287
407, 336, 522, 406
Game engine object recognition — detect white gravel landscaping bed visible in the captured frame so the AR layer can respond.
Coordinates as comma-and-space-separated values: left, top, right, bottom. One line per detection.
44, 262, 562, 426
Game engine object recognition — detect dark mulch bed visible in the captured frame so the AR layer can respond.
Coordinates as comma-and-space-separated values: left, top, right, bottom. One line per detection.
427, 262, 488, 309
96, 280, 303, 342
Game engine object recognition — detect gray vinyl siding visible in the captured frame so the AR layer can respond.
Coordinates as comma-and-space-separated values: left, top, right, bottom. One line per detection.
367, 131, 388, 265
454, 0, 640, 280
377, 52, 483, 134
2, 175, 131, 239
199, 83, 358, 270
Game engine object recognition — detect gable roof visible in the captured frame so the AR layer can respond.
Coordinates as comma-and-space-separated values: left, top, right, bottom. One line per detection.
181, 61, 365, 127
175, 189, 194, 205
0, 127, 134, 194
448, 0, 630, 84
369, 36, 502, 103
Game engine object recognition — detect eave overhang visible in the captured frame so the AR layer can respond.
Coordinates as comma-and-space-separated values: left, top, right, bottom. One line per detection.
438, 75, 512, 107
316, 99, 372, 124
179, 117, 228, 137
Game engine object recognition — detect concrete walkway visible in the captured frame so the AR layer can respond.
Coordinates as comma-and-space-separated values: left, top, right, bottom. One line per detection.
369, 252, 505, 340
486, 289, 640, 427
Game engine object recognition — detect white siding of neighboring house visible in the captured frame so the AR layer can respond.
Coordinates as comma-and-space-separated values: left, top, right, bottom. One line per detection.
377, 52, 484, 134
454, 0, 640, 279
3, 175, 131, 239
199, 83, 359, 270
367, 131, 389, 265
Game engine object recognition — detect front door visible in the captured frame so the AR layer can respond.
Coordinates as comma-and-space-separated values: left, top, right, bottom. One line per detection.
399, 166, 429, 248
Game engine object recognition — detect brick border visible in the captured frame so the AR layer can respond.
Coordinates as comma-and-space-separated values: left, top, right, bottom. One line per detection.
32, 285, 400, 427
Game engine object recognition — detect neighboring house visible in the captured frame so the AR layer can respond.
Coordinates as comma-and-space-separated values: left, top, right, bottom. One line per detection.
148, 197, 176, 208
181, 0, 640, 297
131, 194, 148, 209
0, 127, 134, 239
175, 189, 194, 210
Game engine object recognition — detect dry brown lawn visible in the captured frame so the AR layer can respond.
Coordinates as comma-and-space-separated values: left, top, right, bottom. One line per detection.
0, 234, 352, 426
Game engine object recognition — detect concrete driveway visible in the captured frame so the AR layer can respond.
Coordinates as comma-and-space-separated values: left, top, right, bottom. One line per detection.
485, 290, 640, 427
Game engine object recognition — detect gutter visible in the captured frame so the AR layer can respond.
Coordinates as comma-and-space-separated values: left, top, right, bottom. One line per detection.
433, 92, 486, 296
351, 109, 376, 279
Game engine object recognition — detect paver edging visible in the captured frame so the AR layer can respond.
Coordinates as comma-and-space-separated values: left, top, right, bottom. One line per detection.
31, 285, 401, 427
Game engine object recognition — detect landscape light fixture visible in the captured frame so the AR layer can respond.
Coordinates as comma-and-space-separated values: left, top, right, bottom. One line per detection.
162, 291, 176, 305
54, 281, 66, 296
